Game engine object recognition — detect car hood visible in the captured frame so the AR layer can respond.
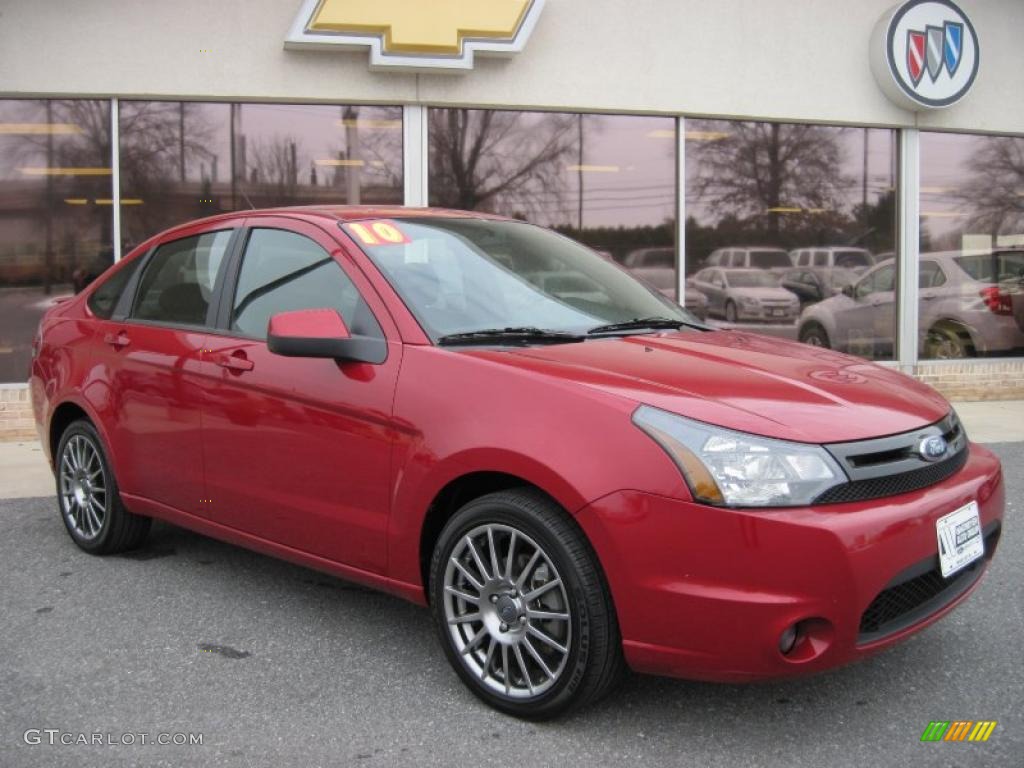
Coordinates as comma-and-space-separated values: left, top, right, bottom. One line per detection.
467, 330, 948, 443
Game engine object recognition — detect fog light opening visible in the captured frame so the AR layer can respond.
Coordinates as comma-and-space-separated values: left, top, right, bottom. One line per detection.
777, 617, 835, 663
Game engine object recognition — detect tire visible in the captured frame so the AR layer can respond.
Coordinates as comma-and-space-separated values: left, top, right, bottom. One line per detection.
55, 419, 151, 554
799, 322, 831, 348
429, 489, 624, 719
924, 324, 974, 360
725, 300, 738, 324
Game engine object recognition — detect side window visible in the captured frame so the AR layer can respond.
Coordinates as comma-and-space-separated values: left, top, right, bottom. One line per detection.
813, 251, 829, 267
920, 261, 947, 288
87, 257, 142, 320
231, 228, 383, 341
856, 265, 895, 299
132, 231, 232, 326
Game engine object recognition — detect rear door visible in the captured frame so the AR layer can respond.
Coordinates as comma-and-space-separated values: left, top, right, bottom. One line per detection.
199, 217, 402, 572
91, 223, 238, 513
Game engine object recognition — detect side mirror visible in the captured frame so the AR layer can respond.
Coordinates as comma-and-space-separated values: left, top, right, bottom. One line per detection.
267, 308, 386, 364
841, 284, 856, 299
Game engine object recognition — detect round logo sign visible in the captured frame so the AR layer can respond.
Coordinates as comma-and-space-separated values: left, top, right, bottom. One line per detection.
870, 0, 980, 110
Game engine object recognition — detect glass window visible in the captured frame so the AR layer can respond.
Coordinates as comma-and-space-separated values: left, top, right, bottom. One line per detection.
855, 264, 895, 299
0, 98, 113, 382
685, 119, 897, 359
428, 109, 679, 300
920, 132, 1024, 359
345, 217, 690, 340
919, 260, 947, 289
231, 228, 382, 341
87, 257, 142, 319
132, 230, 232, 326
118, 102, 403, 251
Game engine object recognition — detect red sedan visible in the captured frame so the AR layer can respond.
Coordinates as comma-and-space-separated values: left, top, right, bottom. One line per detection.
30, 207, 1004, 718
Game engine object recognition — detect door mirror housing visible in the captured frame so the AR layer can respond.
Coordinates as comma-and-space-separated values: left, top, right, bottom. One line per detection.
841, 283, 856, 299
267, 308, 386, 364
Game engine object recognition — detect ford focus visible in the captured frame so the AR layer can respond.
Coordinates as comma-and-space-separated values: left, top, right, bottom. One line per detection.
30, 207, 1004, 719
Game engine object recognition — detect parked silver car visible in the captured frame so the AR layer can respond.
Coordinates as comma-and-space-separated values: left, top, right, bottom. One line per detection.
798, 252, 1024, 358
689, 267, 800, 323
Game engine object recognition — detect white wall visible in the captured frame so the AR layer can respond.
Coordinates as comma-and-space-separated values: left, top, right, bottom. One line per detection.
0, 0, 1022, 133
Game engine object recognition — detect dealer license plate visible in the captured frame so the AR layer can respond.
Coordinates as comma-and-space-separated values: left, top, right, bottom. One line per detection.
935, 501, 984, 578
770, 308, 786, 317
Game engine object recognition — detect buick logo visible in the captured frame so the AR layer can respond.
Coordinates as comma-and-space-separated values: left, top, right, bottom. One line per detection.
918, 435, 948, 462
871, 0, 980, 110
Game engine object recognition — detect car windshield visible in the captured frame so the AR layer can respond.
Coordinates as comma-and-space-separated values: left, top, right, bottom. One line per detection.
725, 270, 778, 288
344, 217, 694, 340
749, 250, 792, 269
953, 251, 1024, 284
827, 268, 858, 289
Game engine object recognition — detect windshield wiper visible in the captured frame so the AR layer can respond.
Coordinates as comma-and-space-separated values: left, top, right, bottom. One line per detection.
437, 327, 585, 346
587, 316, 700, 335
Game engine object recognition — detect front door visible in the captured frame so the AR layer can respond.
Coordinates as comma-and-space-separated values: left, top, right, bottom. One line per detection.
199, 219, 402, 573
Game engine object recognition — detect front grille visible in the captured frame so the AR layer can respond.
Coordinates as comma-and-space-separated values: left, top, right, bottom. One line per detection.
814, 448, 968, 504
814, 411, 968, 505
858, 523, 1000, 644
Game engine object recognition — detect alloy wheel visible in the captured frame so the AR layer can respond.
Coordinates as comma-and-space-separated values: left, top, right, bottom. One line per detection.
59, 434, 107, 540
442, 523, 572, 699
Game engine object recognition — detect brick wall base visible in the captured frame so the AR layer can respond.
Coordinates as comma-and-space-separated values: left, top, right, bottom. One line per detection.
0, 386, 36, 442
1, 360, 1022, 441
910, 360, 1024, 402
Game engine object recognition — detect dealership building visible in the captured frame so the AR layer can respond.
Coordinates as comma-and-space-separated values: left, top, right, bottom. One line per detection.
1, 0, 1023, 439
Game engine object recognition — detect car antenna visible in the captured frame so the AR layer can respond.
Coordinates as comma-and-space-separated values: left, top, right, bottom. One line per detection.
240, 191, 256, 210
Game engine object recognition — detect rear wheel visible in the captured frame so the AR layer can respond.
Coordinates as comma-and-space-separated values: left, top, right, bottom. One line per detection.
924, 324, 974, 359
799, 322, 831, 348
429, 489, 624, 719
56, 419, 150, 554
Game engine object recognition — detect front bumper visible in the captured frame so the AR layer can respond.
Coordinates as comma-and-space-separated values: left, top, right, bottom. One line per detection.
576, 442, 1004, 682
737, 304, 798, 322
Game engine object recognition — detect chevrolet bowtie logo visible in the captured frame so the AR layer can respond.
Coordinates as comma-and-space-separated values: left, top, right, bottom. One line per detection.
285, 0, 546, 71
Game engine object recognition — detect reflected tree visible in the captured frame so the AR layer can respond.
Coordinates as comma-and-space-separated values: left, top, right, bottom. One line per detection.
429, 109, 576, 217
690, 120, 849, 237
959, 136, 1024, 236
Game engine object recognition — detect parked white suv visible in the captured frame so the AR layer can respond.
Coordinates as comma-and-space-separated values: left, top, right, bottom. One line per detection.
705, 247, 792, 275
789, 246, 874, 273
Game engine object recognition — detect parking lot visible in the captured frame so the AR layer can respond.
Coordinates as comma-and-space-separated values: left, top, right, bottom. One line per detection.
1, 443, 1021, 768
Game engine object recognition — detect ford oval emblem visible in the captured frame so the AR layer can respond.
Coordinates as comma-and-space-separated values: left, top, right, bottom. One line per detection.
918, 435, 948, 462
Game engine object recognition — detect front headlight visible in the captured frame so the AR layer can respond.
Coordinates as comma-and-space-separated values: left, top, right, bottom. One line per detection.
739, 295, 759, 306
632, 405, 847, 507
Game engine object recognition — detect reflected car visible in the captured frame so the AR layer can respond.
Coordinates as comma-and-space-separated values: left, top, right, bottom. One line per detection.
798, 253, 1024, 358
706, 246, 793, 275
690, 267, 800, 323
789, 246, 874, 273
621, 247, 708, 320
32, 208, 1003, 719
780, 267, 858, 310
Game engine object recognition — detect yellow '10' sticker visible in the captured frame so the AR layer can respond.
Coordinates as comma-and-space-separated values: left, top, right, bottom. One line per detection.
348, 220, 410, 246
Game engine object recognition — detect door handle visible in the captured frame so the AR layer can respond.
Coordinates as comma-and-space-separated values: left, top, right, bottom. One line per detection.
215, 351, 254, 373
103, 332, 130, 349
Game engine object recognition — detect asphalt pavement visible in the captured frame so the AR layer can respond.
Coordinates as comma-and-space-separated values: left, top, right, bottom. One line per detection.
1, 444, 1022, 768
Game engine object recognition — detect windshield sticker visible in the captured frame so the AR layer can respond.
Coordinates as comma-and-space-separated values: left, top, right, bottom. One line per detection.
348, 220, 411, 246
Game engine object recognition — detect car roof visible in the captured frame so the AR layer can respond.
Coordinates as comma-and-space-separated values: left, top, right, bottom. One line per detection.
151, 205, 506, 239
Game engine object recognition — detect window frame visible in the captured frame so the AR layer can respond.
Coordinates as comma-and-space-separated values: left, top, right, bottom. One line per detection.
213, 218, 391, 346
124, 226, 241, 332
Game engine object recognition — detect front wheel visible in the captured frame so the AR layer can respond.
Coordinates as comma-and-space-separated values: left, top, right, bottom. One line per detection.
799, 322, 831, 348
429, 489, 624, 719
56, 419, 151, 554
725, 300, 739, 324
